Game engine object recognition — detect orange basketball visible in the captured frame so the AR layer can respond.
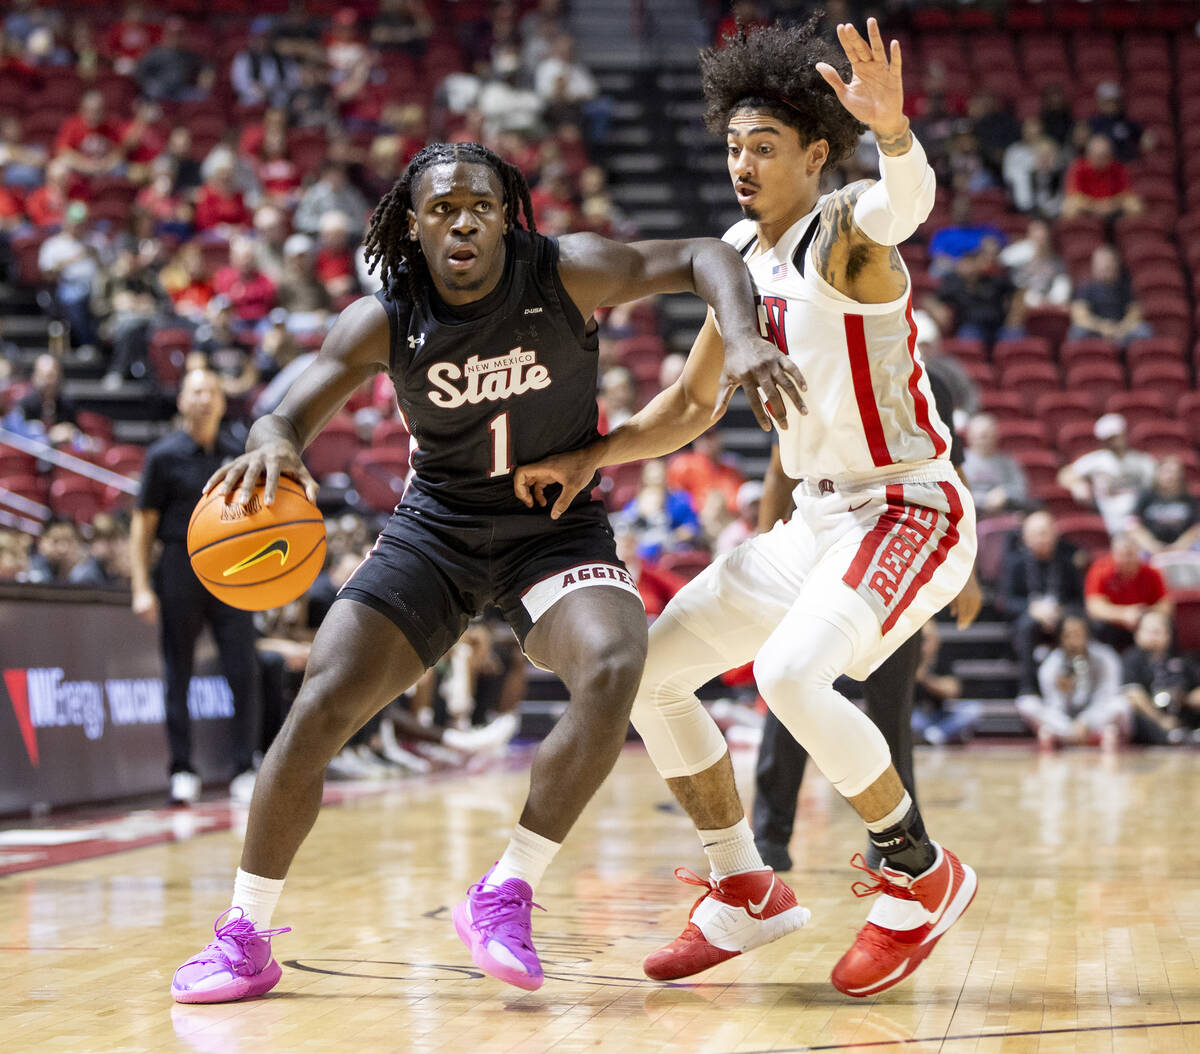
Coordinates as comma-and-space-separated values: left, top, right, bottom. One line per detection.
187, 477, 326, 611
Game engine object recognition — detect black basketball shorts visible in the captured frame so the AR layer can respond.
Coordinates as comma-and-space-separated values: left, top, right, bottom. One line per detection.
337, 483, 642, 668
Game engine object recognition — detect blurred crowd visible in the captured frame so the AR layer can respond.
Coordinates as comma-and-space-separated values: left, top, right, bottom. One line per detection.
0, 0, 622, 402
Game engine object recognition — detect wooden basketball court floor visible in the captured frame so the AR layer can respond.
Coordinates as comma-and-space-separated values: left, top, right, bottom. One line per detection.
5, 743, 1200, 1054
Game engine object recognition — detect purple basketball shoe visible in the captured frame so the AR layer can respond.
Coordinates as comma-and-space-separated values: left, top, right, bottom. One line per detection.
453, 866, 545, 991
171, 908, 291, 1004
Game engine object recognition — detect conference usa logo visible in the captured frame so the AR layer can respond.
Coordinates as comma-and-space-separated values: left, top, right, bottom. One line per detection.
425, 345, 552, 408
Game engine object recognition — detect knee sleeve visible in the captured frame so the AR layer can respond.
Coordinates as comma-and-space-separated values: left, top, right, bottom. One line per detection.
629, 611, 736, 779
753, 615, 892, 798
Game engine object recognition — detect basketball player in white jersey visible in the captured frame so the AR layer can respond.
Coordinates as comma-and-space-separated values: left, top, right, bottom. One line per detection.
514, 17, 978, 997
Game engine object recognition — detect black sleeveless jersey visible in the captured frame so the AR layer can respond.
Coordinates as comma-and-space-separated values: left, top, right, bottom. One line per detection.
375, 229, 601, 512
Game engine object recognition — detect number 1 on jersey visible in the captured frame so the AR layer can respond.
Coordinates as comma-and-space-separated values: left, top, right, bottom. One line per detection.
488, 411, 512, 478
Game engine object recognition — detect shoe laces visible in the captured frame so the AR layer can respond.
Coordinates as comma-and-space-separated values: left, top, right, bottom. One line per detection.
847, 853, 917, 901
187, 908, 291, 975
466, 881, 544, 948
674, 866, 724, 915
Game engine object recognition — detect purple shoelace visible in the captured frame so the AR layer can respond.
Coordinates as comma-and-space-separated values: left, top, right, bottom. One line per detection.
467, 880, 543, 949
187, 908, 292, 975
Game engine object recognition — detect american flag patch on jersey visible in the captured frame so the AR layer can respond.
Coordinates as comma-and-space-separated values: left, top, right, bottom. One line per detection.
771, 261, 788, 281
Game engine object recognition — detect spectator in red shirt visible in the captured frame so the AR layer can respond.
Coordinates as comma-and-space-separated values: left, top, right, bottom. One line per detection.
255, 126, 302, 207
1085, 532, 1172, 652
193, 152, 252, 233
119, 99, 169, 176
54, 91, 124, 178
528, 164, 576, 235
211, 236, 276, 327
25, 158, 85, 228
315, 210, 357, 299
103, 0, 162, 75
1063, 134, 1142, 220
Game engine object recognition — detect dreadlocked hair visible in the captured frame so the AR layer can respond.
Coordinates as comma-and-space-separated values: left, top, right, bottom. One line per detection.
699, 16, 864, 171
362, 141, 537, 300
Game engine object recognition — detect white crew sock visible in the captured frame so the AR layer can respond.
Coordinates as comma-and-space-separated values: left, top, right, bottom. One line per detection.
488, 824, 561, 893
232, 868, 285, 928
698, 817, 765, 879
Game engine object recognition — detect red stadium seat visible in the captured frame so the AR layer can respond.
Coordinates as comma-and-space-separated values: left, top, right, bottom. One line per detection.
1033, 482, 1090, 519
941, 337, 987, 366
371, 419, 411, 449
1055, 514, 1111, 557
600, 461, 645, 512
995, 418, 1049, 454
993, 337, 1052, 370
75, 410, 114, 444
615, 336, 667, 372
1125, 338, 1186, 371
1129, 360, 1192, 405
658, 549, 712, 581
1013, 449, 1061, 491
1104, 389, 1167, 424
1176, 392, 1200, 444
49, 477, 102, 524
148, 328, 193, 391
349, 449, 410, 513
1022, 307, 1071, 355
1128, 420, 1193, 458
974, 513, 1021, 587
999, 361, 1060, 400
304, 416, 361, 480
0, 448, 39, 477
102, 444, 146, 479
1064, 361, 1125, 410
1033, 391, 1095, 428
979, 390, 1027, 418
1056, 420, 1103, 463
1172, 591, 1200, 653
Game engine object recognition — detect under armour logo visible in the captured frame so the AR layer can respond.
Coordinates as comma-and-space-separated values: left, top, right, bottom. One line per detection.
408, 333, 425, 349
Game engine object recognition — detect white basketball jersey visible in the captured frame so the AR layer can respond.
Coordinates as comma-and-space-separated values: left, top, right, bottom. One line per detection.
723, 201, 952, 484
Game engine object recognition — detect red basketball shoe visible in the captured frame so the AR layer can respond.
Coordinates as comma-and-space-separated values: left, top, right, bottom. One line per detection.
831, 844, 976, 998
643, 867, 811, 981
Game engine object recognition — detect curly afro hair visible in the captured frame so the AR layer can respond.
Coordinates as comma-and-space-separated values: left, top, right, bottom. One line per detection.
699, 17, 865, 171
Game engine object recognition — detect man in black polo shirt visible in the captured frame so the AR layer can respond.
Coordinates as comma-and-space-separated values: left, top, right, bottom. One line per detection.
130, 368, 260, 805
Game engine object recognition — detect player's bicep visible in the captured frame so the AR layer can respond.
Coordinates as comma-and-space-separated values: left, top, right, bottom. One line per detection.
274, 296, 392, 449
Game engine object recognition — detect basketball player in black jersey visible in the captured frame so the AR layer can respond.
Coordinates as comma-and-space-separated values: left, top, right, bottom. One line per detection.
169, 141, 803, 1002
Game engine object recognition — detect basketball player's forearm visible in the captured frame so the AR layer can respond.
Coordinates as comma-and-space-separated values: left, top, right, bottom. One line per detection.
593, 385, 715, 467
246, 413, 304, 454
687, 240, 769, 348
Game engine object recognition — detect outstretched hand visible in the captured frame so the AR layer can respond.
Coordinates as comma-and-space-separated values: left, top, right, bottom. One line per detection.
815, 18, 906, 136
513, 447, 599, 520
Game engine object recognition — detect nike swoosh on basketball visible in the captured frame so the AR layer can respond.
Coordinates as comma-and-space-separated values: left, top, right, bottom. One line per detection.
223, 538, 290, 577
747, 876, 775, 916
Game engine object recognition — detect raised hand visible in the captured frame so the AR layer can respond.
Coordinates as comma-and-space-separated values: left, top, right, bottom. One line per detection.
815, 18, 907, 143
